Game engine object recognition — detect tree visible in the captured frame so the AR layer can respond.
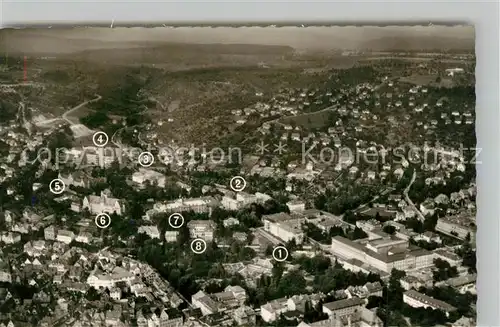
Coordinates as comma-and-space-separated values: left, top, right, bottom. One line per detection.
432, 258, 459, 282
277, 269, 306, 298
85, 287, 101, 301
343, 210, 357, 224
382, 225, 396, 235
456, 235, 476, 273
349, 227, 368, 240
265, 245, 274, 256
386, 269, 406, 310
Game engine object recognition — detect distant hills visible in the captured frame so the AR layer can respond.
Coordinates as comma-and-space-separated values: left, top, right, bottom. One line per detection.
361, 36, 474, 52
0, 26, 474, 57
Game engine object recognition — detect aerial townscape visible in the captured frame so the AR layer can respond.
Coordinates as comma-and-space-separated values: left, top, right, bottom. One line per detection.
0, 25, 476, 327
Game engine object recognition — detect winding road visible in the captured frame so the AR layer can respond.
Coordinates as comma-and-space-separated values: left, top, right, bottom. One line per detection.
403, 169, 426, 221
62, 94, 102, 125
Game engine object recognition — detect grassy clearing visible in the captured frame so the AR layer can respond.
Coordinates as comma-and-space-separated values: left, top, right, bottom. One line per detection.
280, 109, 333, 130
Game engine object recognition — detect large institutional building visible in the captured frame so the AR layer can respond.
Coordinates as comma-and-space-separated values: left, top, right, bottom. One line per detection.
82, 190, 124, 215
157, 197, 219, 215
331, 233, 435, 273
262, 213, 305, 244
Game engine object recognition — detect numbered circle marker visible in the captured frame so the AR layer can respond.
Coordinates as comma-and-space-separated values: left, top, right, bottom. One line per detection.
190, 238, 207, 254
49, 179, 66, 195
92, 131, 109, 147
138, 152, 154, 167
229, 176, 247, 192
272, 246, 289, 262
95, 213, 111, 229
168, 213, 185, 229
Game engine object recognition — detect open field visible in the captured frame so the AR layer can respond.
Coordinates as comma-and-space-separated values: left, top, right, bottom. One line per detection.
399, 74, 456, 87
280, 109, 334, 130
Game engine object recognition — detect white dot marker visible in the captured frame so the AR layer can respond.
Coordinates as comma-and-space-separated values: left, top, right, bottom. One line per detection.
95, 213, 111, 229
92, 131, 109, 147
272, 246, 289, 262
49, 179, 65, 195
138, 151, 154, 167
229, 176, 247, 192
190, 238, 207, 254
168, 213, 185, 229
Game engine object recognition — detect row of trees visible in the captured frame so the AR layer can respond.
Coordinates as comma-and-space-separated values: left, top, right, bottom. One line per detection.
302, 222, 368, 244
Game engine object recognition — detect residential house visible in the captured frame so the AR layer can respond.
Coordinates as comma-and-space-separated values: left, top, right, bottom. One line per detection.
322, 297, 365, 319
76, 232, 92, 244
138, 226, 161, 239
233, 306, 256, 326
0, 261, 12, 283
287, 200, 306, 213
1, 232, 21, 244
58, 172, 89, 188
192, 291, 220, 316
400, 275, 428, 291
419, 200, 435, 217
109, 287, 122, 300
260, 298, 289, 322
212, 285, 247, 308
164, 231, 179, 243
223, 217, 240, 228
86, 267, 135, 289
44, 225, 57, 241
159, 308, 184, 327
56, 230, 75, 244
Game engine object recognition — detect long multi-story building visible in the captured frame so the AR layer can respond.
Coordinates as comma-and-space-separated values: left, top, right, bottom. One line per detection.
331, 235, 435, 273
157, 196, 218, 215
436, 215, 476, 242
403, 290, 457, 316
262, 213, 305, 244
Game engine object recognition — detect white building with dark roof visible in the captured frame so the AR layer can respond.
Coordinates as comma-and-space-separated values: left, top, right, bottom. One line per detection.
262, 213, 305, 244
86, 267, 135, 289
192, 291, 220, 316
403, 290, 457, 316
322, 297, 365, 319
44, 225, 57, 241
56, 230, 75, 244
287, 200, 306, 213
132, 168, 166, 188
260, 298, 289, 322
58, 171, 89, 188
436, 215, 476, 241
164, 231, 179, 243
138, 225, 161, 239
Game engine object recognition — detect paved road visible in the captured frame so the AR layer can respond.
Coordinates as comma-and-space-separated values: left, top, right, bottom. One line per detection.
111, 127, 125, 149
0, 82, 41, 88
404, 169, 426, 221
62, 94, 102, 125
